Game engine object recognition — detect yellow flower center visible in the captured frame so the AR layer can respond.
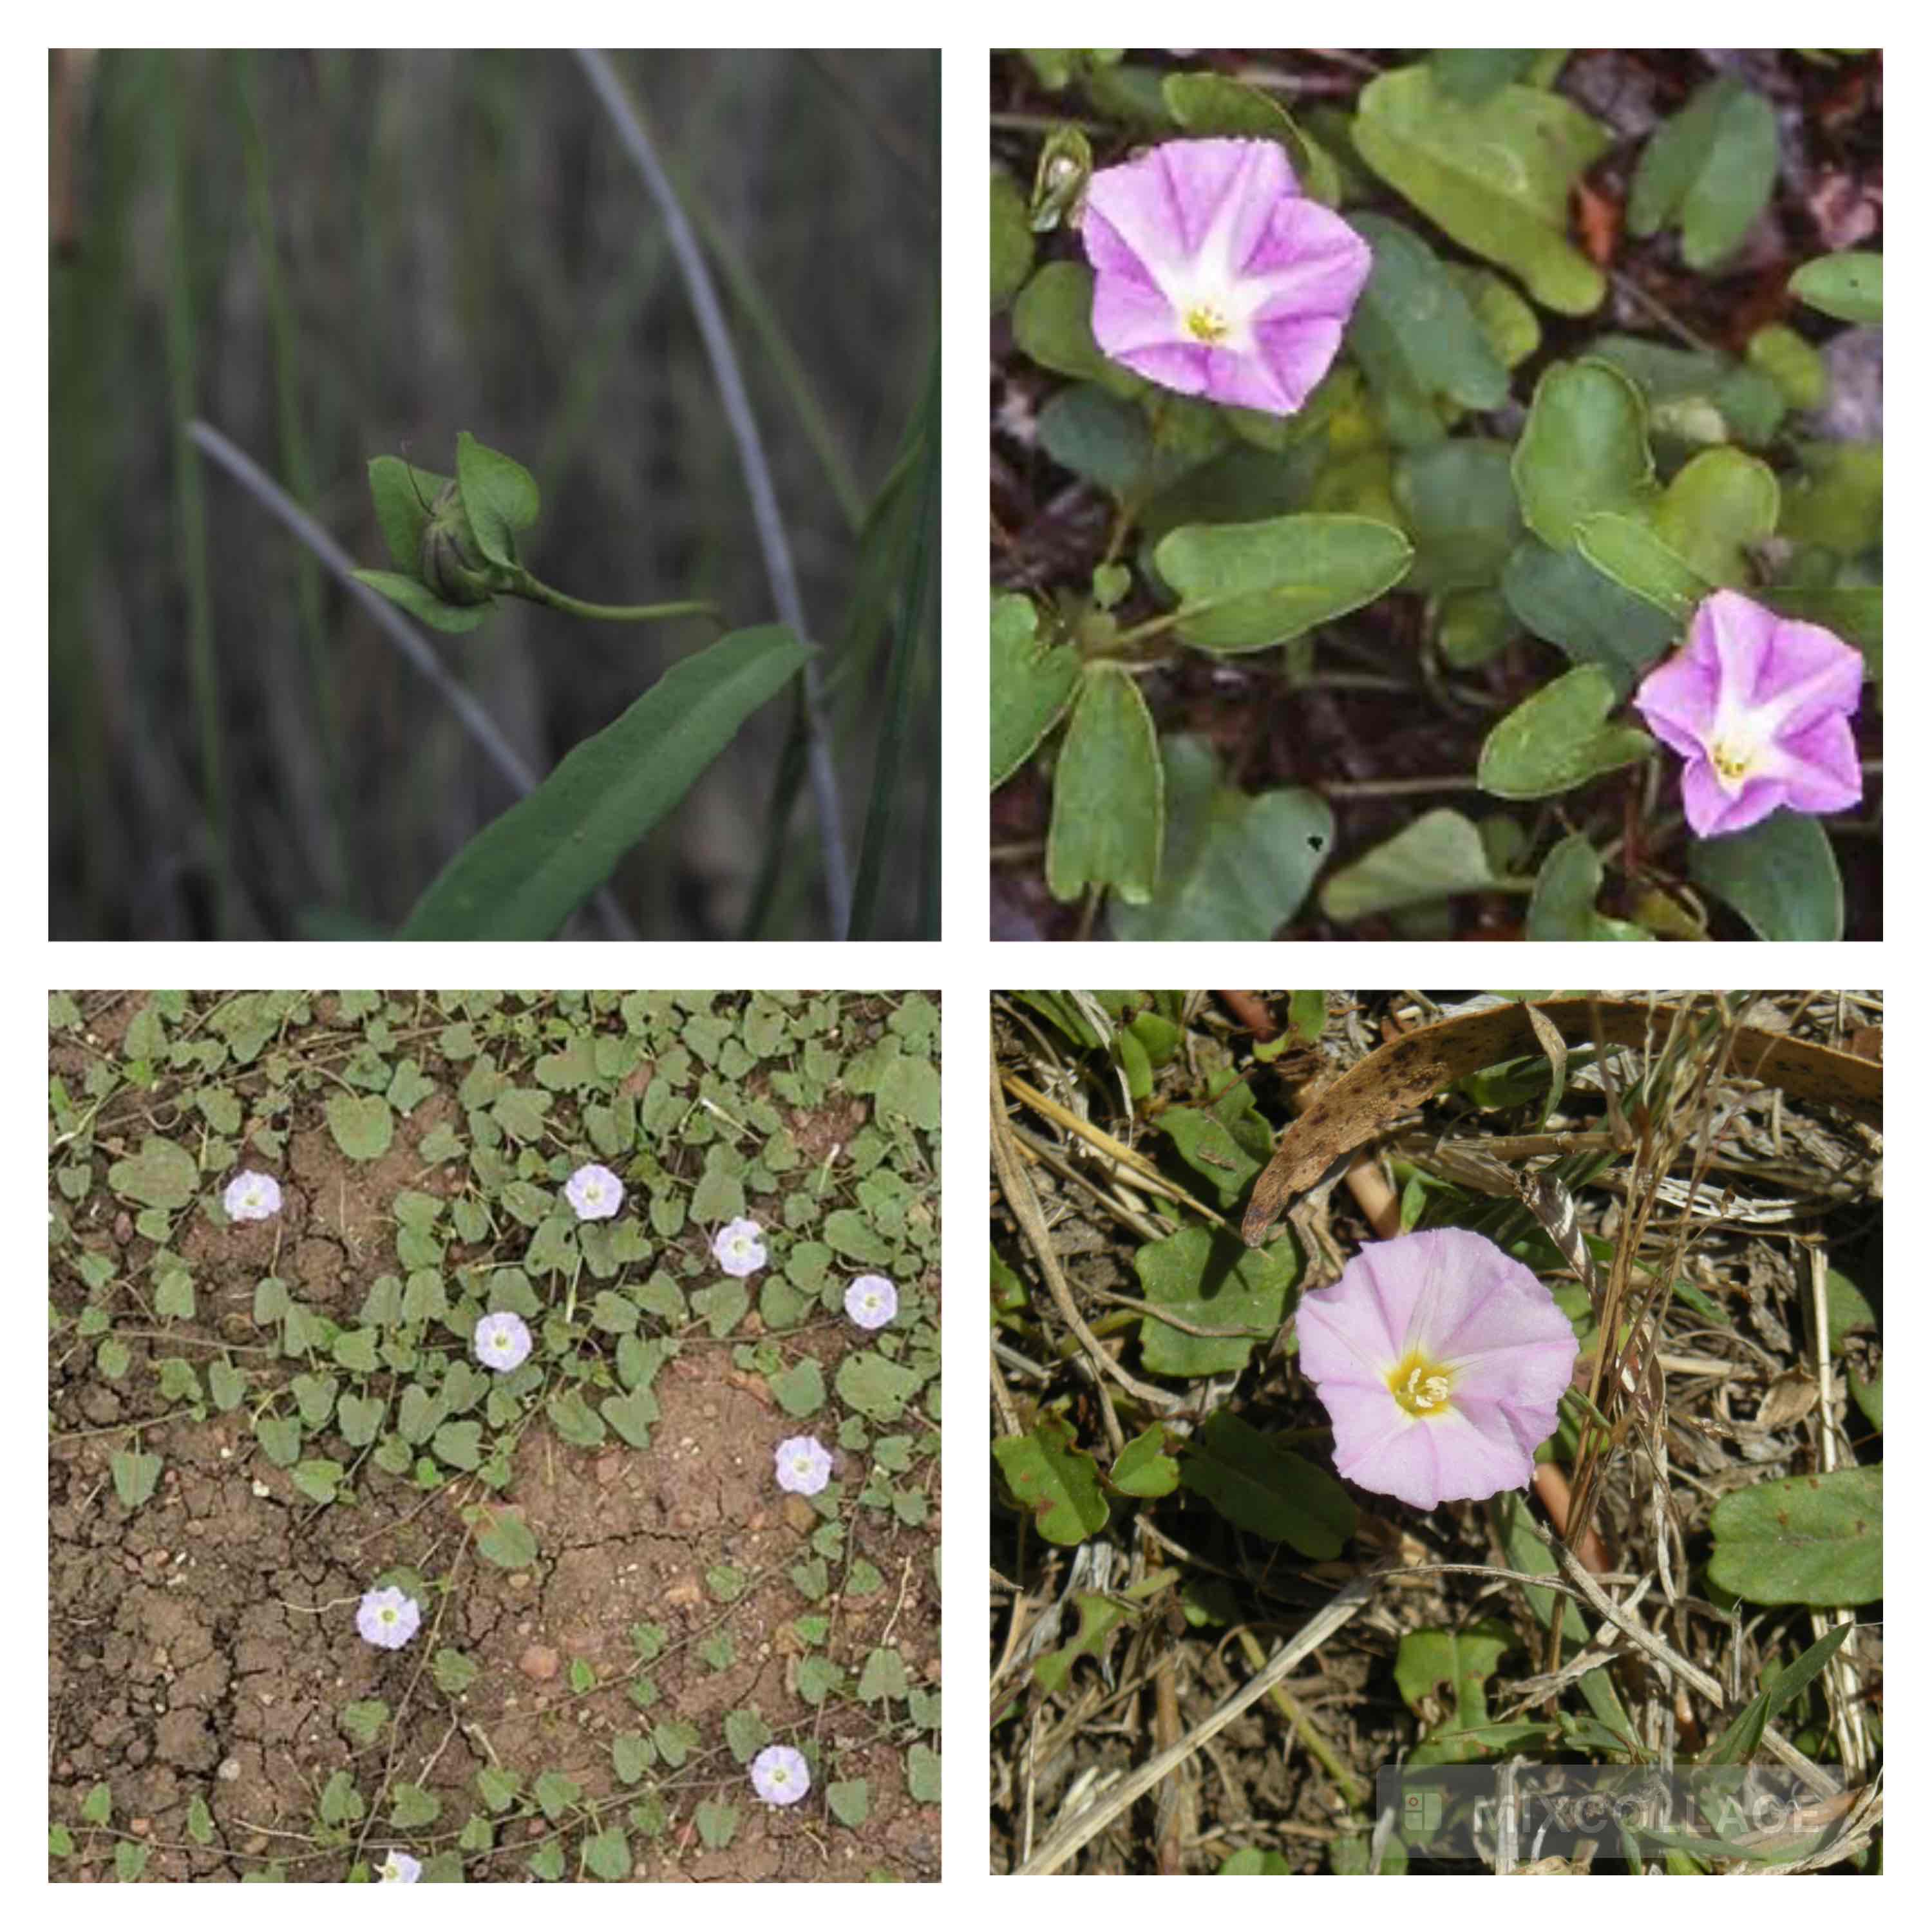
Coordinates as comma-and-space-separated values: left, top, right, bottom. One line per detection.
1387, 1350, 1455, 1419
1184, 302, 1231, 345
1709, 739, 1754, 783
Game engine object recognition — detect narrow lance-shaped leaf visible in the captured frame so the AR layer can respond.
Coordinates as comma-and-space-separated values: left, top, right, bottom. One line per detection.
401, 625, 808, 939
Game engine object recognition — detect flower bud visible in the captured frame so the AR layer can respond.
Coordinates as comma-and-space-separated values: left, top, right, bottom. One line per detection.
418, 480, 498, 605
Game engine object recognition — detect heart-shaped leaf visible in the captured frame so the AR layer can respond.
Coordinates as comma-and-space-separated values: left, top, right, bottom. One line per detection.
1512, 359, 1658, 549
325, 1093, 394, 1162
1707, 1467, 1881, 1605
1478, 665, 1654, 799
366, 457, 453, 573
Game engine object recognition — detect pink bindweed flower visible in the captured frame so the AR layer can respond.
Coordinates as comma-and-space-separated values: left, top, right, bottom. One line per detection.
713, 1217, 767, 1278
1081, 137, 1371, 416
749, 1743, 811, 1806
356, 1584, 422, 1651
773, 1434, 833, 1497
844, 1274, 898, 1331
473, 1309, 533, 1373
564, 1162, 624, 1222
1294, 1229, 1577, 1511
1633, 589, 1864, 838
223, 1171, 283, 1222
376, 1850, 421, 1883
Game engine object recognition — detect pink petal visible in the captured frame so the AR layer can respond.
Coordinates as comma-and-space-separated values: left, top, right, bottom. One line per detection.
1771, 713, 1862, 813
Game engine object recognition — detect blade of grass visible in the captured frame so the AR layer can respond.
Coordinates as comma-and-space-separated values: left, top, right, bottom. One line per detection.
184, 419, 638, 940
574, 48, 851, 938
158, 55, 228, 930
847, 339, 938, 936
233, 51, 350, 904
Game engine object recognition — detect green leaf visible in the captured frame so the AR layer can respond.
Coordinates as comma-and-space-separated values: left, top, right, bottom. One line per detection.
1780, 442, 1882, 558
111, 1450, 162, 1508
80, 1781, 112, 1826
431, 1419, 484, 1470
1111, 735, 1332, 942
1011, 260, 1141, 393
1180, 1410, 1356, 1558
107, 1136, 198, 1211
1109, 1425, 1180, 1498
600, 1384, 659, 1449
325, 1093, 393, 1162
1133, 1225, 1299, 1377
1045, 663, 1164, 905
990, 169, 1034, 310
1573, 513, 1707, 623
1627, 75, 1777, 270
318, 1769, 364, 1825
1511, 360, 1658, 549
155, 1271, 195, 1320
1653, 447, 1780, 586
533, 1770, 581, 1821
432, 1647, 478, 1694
475, 1506, 538, 1571
209, 1358, 247, 1412
339, 1698, 390, 1746
1392, 439, 1522, 592
1790, 250, 1882, 325
185, 1794, 214, 1844
770, 1356, 826, 1417
290, 1459, 344, 1504
1477, 666, 1655, 799
1352, 64, 1611, 314
476, 1766, 520, 1813
877, 1053, 942, 1132
349, 567, 492, 633
694, 1798, 738, 1850
1319, 810, 1502, 922
367, 457, 451, 573
400, 625, 808, 938
1689, 810, 1845, 942
1501, 538, 1679, 696
612, 1732, 655, 1783
1347, 214, 1508, 443
835, 1349, 922, 1422
1152, 513, 1413, 653
390, 1782, 441, 1828
455, 431, 540, 569
827, 1777, 870, 1827
1036, 383, 1153, 498
992, 1415, 1109, 1546
990, 595, 1081, 788
583, 1826, 630, 1880
1707, 1467, 1881, 1605
1524, 833, 1653, 942
115, 1841, 150, 1881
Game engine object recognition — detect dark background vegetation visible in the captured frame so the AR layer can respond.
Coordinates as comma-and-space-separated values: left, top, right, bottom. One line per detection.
51, 49, 936, 940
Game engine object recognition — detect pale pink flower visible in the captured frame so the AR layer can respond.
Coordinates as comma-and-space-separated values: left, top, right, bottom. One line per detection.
1634, 589, 1864, 838
844, 1274, 898, 1331
774, 1434, 832, 1497
749, 1742, 811, 1806
1081, 137, 1370, 415
713, 1217, 767, 1278
564, 1162, 624, 1221
1294, 1229, 1577, 1511
223, 1171, 282, 1222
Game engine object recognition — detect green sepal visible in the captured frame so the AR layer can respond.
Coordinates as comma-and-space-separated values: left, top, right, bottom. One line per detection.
350, 568, 493, 633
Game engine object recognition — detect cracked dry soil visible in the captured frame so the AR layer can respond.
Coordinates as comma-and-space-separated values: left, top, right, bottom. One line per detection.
50, 999, 941, 1882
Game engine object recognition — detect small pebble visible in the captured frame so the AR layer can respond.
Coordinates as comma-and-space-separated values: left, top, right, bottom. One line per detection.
518, 1643, 559, 1682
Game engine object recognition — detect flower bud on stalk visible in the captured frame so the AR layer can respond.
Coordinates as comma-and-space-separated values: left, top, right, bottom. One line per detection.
418, 480, 501, 605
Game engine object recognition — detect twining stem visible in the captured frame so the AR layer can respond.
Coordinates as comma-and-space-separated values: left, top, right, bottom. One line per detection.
514, 572, 721, 627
